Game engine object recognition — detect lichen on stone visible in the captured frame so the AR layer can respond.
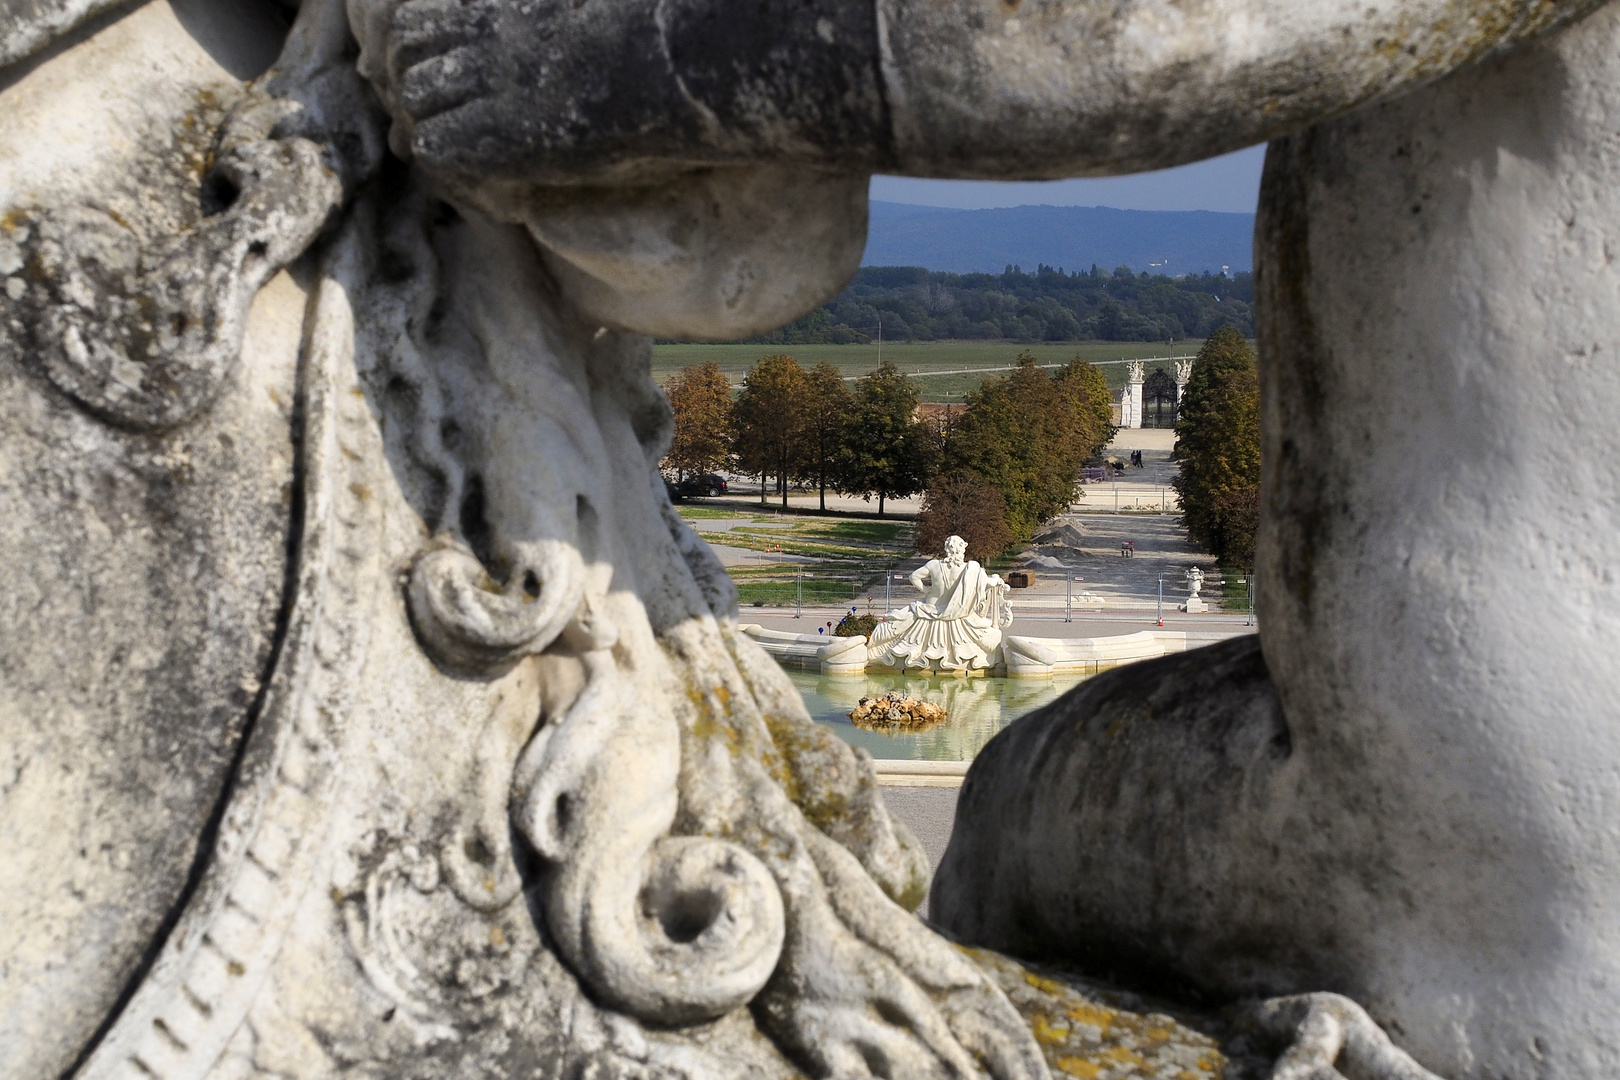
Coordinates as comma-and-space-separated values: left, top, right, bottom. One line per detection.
963, 947, 1276, 1079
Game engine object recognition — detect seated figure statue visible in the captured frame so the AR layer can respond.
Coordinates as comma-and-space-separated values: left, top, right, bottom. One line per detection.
869, 536, 1011, 674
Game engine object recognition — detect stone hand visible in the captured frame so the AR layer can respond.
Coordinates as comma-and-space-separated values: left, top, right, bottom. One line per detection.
373, 0, 889, 186
1243, 995, 1443, 1080
756, 828, 1049, 1080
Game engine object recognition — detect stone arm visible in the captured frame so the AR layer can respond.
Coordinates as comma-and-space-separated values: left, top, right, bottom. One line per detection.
908, 563, 932, 595
368, 0, 1605, 188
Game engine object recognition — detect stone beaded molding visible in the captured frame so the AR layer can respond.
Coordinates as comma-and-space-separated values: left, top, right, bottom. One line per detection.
76, 231, 383, 1080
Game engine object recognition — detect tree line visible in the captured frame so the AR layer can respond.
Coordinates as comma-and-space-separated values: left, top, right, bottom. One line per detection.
723, 265, 1254, 346
662, 352, 1117, 560
665, 358, 937, 516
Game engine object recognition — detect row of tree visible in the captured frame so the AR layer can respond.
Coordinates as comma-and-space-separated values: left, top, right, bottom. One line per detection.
731, 265, 1255, 346
1172, 326, 1261, 568
665, 358, 937, 515
662, 352, 1118, 559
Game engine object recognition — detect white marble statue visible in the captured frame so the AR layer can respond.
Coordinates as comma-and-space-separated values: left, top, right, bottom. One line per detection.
870, 536, 1013, 673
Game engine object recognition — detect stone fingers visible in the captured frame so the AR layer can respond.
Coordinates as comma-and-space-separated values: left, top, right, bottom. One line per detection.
1252, 994, 1442, 1080
938, 989, 1052, 1080
398, 46, 495, 121
389, 0, 499, 116
389, 0, 494, 69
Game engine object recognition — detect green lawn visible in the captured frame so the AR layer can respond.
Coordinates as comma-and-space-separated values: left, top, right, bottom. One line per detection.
1219, 569, 1253, 613
653, 341, 1204, 400
793, 520, 907, 544
736, 578, 863, 606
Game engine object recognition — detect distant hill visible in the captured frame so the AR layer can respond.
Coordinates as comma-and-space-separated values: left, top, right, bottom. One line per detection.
862, 202, 1254, 275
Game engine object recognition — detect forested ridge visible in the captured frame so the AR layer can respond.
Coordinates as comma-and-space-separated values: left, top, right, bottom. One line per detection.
736, 265, 1254, 345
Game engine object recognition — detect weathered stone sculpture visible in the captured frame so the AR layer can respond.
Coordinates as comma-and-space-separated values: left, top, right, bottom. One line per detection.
869, 536, 1012, 674
2, 0, 1613, 1078
935, 5, 1620, 1078
1, 5, 1038, 1079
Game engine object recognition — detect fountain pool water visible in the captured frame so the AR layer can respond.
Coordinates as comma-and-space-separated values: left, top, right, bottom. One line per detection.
786, 670, 1091, 761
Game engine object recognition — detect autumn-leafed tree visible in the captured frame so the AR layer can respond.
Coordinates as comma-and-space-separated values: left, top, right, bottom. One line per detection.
661, 362, 733, 483
1173, 324, 1261, 566
942, 352, 1112, 541
914, 476, 1013, 563
839, 361, 937, 516
803, 362, 852, 511
732, 354, 811, 509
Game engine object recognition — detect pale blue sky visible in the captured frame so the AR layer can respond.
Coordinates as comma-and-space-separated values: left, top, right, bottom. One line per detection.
869, 144, 1265, 214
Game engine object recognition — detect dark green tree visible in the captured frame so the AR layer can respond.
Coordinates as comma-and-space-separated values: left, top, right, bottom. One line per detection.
1054, 357, 1116, 466
839, 361, 936, 516
803, 362, 852, 511
1172, 324, 1261, 566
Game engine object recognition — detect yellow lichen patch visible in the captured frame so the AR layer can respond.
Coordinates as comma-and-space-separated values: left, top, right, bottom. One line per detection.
1030, 1014, 1070, 1045
964, 948, 1231, 1079
758, 714, 804, 805
1067, 1002, 1115, 1030
1024, 972, 1068, 996
1106, 1046, 1144, 1067
684, 686, 742, 754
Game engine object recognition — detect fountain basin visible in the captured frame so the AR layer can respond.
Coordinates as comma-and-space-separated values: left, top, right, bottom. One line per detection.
741, 624, 1186, 677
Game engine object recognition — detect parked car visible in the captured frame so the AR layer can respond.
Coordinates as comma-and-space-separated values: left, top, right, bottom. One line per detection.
679, 474, 728, 497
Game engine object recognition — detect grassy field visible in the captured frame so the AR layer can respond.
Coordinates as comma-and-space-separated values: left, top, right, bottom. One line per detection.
653, 341, 1203, 401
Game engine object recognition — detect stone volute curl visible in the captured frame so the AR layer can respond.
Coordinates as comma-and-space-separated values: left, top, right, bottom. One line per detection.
0, 0, 1612, 1079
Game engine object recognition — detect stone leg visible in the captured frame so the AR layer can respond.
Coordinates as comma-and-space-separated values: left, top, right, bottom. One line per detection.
938, 7, 1620, 1076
